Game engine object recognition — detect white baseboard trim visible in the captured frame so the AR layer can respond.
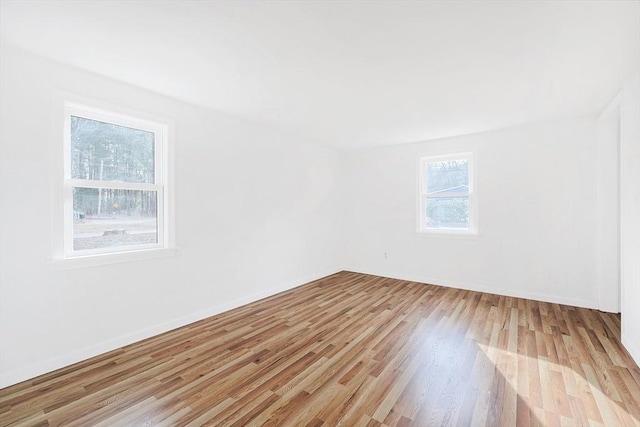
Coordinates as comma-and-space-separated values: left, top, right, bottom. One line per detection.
622, 334, 640, 368
598, 302, 621, 314
345, 267, 599, 310
0, 267, 342, 389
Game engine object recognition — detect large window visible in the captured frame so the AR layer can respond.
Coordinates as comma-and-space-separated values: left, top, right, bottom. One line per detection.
418, 153, 476, 234
63, 103, 169, 257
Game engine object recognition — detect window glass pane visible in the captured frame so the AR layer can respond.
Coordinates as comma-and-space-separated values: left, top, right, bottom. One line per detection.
426, 196, 469, 229
71, 116, 155, 183
426, 159, 469, 194
73, 187, 158, 251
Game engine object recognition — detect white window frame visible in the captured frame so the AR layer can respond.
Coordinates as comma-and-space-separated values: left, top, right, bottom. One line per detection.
62, 102, 170, 259
417, 152, 477, 235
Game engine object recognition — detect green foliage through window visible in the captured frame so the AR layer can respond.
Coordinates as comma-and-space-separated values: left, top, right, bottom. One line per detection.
426, 197, 469, 229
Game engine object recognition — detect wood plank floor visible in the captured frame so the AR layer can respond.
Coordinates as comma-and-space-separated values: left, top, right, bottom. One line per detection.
1, 271, 639, 426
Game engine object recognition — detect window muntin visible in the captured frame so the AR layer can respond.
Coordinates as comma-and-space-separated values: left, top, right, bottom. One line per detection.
419, 153, 475, 233
64, 103, 168, 257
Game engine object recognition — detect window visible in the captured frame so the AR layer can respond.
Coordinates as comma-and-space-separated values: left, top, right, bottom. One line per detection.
418, 153, 476, 234
63, 102, 169, 258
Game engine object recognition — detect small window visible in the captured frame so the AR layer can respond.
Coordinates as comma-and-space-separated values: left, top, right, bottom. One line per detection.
63, 103, 169, 257
418, 153, 476, 234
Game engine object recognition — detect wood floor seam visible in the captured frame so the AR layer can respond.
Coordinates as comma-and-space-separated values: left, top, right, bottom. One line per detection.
1, 271, 638, 426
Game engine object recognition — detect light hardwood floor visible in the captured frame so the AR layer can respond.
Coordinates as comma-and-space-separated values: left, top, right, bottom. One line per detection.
1, 271, 639, 426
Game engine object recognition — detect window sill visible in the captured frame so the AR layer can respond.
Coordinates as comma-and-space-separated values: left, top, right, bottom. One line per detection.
417, 230, 478, 239
48, 247, 177, 270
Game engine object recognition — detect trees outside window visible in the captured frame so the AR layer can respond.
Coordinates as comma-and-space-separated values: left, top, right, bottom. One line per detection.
63, 103, 169, 256
418, 153, 476, 234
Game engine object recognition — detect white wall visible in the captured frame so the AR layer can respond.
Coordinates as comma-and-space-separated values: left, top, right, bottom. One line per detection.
620, 76, 640, 365
596, 99, 621, 313
0, 45, 342, 387
343, 118, 601, 308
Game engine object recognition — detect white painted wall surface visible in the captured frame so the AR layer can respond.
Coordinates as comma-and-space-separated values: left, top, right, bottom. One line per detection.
0, 46, 342, 387
596, 99, 621, 313
343, 118, 600, 308
620, 76, 640, 366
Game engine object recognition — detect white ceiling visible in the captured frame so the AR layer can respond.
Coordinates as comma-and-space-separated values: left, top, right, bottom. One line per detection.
1, 1, 639, 149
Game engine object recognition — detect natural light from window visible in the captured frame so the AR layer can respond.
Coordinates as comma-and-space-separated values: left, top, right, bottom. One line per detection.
418, 153, 475, 234
64, 103, 168, 257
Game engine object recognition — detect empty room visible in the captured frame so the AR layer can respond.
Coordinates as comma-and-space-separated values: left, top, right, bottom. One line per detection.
1, 1, 639, 426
